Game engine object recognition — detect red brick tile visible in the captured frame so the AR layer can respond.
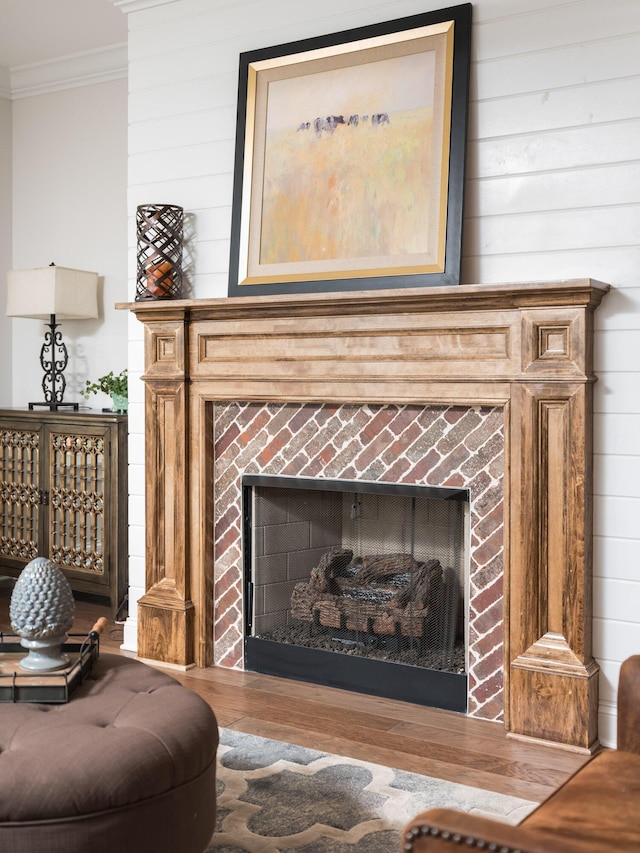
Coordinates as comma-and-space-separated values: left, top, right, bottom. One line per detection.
469, 621, 503, 659
215, 420, 241, 456
472, 527, 504, 570
361, 406, 399, 445
216, 585, 242, 619
470, 556, 504, 595
472, 599, 504, 637
215, 524, 241, 559
214, 502, 240, 537
470, 575, 503, 616
214, 569, 240, 599
354, 428, 394, 471
384, 457, 412, 482
300, 456, 327, 478
257, 427, 292, 467
470, 669, 503, 702
429, 445, 471, 483
281, 453, 309, 477
474, 481, 504, 518
470, 692, 504, 721
217, 643, 243, 669
474, 504, 504, 542
239, 406, 271, 438
444, 406, 467, 424
214, 601, 241, 636
382, 421, 424, 465
406, 448, 442, 481
388, 405, 422, 435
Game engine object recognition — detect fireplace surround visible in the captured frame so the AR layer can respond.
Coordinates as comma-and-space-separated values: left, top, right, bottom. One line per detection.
123, 278, 609, 751
213, 398, 503, 719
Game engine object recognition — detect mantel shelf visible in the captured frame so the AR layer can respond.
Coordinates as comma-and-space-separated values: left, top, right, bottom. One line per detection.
118, 278, 610, 320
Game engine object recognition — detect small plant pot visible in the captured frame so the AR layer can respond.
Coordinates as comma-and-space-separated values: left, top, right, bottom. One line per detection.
111, 393, 128, 413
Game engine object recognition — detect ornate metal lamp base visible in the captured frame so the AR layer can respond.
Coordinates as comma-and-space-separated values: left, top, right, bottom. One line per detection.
28, 401, 79, 411
32, 313, 76, 409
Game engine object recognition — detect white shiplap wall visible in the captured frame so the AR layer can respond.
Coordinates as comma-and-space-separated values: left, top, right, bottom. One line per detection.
123, 0, 640, 748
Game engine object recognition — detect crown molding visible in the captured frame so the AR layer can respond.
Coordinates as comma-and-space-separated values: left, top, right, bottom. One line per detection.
9, 43, 127, 100
112, 0, 180, 12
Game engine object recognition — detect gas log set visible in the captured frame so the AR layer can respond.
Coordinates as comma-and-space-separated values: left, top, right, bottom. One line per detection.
290, 546, 459, 663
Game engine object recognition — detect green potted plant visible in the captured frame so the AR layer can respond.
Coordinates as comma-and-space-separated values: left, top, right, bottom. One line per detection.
82, 369, 128, 412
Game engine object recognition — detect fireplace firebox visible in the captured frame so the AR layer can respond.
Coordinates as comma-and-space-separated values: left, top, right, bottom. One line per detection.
243, 475, 469, 711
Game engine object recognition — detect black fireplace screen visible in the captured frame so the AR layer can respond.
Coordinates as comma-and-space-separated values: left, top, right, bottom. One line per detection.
242, 476, 469, 708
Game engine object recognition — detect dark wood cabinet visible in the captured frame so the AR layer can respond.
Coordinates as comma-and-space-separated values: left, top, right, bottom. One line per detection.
0, 409, 128, 617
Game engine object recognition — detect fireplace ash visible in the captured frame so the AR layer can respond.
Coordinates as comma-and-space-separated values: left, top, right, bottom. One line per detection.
259, 621, 466, 673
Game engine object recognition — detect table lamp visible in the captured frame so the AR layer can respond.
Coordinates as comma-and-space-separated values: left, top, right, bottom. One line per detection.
6, 263, 99, 410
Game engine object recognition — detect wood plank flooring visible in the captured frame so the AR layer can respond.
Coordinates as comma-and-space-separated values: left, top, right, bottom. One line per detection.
1, 585, 592, 804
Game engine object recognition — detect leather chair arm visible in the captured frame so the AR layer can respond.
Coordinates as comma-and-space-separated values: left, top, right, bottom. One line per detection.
617, 654, 640, 753
401, 808, 602, 853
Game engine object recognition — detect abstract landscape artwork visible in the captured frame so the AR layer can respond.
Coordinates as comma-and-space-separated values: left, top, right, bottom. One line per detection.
261, 51, 437, 265
228, 5, 471, 295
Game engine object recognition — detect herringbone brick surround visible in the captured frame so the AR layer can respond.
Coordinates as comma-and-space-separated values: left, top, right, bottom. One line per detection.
213, 401, 505, 721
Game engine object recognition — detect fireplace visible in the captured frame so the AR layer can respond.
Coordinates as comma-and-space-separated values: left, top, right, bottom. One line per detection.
243, 475, 469, 711
124, 278, 609, 751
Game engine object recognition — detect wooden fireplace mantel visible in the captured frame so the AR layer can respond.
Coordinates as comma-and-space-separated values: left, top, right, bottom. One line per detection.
122, 278, 609, 751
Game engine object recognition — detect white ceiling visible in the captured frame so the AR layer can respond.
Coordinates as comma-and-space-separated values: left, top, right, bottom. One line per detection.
0, 0, 127, 69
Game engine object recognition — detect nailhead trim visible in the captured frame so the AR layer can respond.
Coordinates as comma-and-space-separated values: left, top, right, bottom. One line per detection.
403, 824, 523, 853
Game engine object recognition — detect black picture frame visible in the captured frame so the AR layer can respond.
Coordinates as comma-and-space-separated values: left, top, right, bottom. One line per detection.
228, 4, 472, 297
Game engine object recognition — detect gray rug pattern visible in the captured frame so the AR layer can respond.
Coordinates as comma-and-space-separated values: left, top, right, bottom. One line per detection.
207, 728, 536, 852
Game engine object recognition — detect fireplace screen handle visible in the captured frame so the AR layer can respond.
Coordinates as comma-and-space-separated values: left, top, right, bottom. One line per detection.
246, 580, 254, 632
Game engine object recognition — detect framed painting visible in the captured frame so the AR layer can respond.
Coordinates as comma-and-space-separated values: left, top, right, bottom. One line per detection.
228, 4, 472, 297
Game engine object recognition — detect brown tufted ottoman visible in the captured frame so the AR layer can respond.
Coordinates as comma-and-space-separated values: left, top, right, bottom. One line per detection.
0, 653, 218, 853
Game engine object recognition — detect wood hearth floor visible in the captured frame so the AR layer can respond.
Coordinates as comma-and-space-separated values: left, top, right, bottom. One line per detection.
0, 584, 591, 804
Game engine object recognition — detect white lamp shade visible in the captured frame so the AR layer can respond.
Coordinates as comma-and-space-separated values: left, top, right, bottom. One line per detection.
6, 266, 99, 320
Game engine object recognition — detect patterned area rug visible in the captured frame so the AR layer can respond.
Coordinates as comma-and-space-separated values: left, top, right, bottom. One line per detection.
207, 728, 537, 852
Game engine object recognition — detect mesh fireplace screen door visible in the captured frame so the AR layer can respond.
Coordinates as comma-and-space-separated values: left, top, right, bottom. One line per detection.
247, 479, 467, 675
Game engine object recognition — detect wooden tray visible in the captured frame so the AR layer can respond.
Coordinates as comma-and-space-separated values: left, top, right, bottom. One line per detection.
0, 618, 107, 704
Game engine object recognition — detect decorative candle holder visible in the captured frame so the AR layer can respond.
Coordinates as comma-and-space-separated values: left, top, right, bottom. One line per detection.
135, 204, 184, 300
9, 557, 76, 671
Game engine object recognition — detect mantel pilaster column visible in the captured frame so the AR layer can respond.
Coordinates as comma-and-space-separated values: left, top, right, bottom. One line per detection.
135, 315, 194, 666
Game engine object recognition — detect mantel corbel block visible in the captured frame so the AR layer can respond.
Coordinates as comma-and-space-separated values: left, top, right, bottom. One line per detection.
142, 319, 186, 379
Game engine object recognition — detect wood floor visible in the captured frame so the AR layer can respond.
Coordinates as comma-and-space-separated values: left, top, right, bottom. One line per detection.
1, 585, 592, 804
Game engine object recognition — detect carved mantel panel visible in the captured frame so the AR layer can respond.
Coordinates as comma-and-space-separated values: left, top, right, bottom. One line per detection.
122, 278, 609, 750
